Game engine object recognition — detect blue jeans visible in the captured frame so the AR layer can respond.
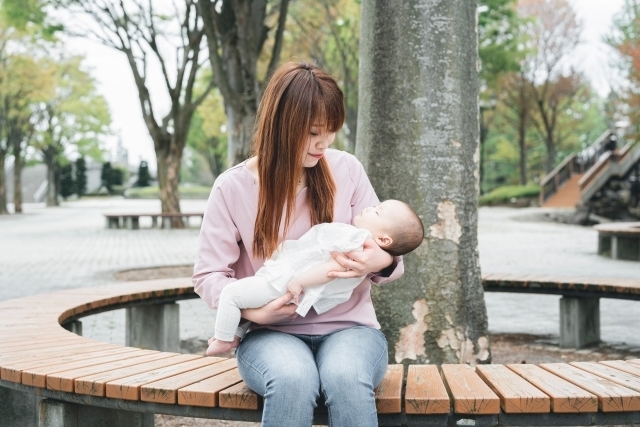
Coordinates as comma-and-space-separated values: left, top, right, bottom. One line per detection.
236, 326, 388, 427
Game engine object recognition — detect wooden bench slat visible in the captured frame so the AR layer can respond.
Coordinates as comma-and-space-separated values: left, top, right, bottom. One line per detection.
141, 358, 235, 404
628, 359, 640, 367
600, 361, 640, 377
0, 336, 76, 349
178, 368, 243, 407
441, 364, 500, 414
47, 352, 171, 392
540, 363, 640, 412
1, 345, 126, 382
476, 364, 550, 413
219, 381, 260, 410
404, 364, 450, 414
75, 354, 200, 397
508, 364, 597, 413
22, 348, 146, 388
571, 362, 640, 393
0, 339, 103, 357
105, 357, 218, 400
374, 364, 403, 414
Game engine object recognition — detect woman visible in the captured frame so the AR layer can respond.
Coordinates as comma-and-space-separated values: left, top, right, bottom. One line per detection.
193, 61, 403, 427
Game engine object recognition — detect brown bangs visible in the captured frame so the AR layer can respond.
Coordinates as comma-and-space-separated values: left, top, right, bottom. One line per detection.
252, 61, 344, 260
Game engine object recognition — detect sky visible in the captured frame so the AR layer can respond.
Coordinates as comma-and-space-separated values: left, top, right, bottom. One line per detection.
61, 0, 627, 171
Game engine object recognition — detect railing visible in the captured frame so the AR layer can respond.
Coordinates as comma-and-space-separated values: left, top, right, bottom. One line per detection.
539, 129, 614, 204
539, 154, 580, 203
579, 141, 640, 198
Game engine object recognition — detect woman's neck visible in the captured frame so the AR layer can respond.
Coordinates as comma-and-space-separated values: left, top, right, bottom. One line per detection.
246, 156, 307, 194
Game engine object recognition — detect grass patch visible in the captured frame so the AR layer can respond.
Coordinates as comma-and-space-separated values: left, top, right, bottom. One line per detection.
479, 184, 540, 206
125, 185, 212, 200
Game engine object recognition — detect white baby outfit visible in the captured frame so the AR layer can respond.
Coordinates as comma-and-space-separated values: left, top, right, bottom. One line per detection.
214, 222, 370, 341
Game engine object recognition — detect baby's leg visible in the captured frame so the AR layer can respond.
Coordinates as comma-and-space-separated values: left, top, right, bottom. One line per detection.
208, 277, 281, 356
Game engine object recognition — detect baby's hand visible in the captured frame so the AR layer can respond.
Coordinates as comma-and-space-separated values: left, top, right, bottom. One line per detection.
287, 282, 304, 304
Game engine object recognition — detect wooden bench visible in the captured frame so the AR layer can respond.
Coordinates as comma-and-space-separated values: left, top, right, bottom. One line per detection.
2, 278, 640, 427
594, 222, 640, 261
105, 213, 204, 229
483, 274, 640, 349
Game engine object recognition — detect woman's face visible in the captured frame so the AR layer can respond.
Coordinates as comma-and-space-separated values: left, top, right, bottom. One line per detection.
302, 124, 335, 168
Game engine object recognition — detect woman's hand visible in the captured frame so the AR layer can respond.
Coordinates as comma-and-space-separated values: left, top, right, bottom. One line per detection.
240, 292, 298, 324
328, 238, 393, 278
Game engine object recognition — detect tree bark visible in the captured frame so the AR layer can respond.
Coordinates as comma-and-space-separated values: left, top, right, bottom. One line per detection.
156, 142, 182, 227
357, 0, 490, 366
45, 152, 59, 207
518, 111, 528, 186
199, 0, 290, 166
0, 150, 7, 214
11, 133, 23, 213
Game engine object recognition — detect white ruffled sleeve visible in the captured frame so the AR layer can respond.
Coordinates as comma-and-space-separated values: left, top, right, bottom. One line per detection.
316, 223, 371, 253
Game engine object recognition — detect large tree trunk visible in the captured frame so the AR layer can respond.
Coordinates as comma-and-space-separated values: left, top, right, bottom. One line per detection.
357, 0, 490, 366
199, 0, 289, 167
225, 102, 256, 167
0, 151, 7, 214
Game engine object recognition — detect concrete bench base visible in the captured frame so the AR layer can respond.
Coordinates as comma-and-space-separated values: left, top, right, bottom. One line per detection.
559, 297, 600, 348
40, 399, 153, 427
595, 222, 640, 261
126, 303, 179, 353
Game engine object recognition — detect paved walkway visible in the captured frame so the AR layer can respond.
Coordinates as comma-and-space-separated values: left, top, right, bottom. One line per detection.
0, 200, 638, 347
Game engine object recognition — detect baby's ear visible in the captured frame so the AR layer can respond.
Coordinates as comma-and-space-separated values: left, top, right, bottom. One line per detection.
375, 235, 393, 248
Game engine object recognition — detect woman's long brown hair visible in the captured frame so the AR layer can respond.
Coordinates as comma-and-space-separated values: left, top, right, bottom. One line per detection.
252, 62, 345, 260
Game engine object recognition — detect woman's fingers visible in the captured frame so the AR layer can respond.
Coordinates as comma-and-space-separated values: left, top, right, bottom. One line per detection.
270, 292, 294, 308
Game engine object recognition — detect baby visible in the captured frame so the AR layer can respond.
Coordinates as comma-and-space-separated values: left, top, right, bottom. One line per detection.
206, 199, 424, 356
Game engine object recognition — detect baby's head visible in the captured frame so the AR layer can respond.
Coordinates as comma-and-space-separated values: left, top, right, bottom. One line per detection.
353, 200, 424, 256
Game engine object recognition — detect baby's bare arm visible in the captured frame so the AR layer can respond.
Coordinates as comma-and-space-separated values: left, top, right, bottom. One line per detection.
288, 258, 348, 290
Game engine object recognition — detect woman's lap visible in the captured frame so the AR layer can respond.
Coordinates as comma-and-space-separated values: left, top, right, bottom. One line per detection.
236, 326, 388, 427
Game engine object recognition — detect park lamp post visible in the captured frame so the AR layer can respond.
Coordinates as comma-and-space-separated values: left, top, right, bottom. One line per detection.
479, 96, 497, 195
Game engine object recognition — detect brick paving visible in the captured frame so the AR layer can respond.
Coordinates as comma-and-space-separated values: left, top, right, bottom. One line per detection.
0, 200, 638, 348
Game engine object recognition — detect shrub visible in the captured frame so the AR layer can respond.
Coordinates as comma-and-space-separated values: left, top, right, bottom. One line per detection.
136, 161, 152, 187
479, 184, 540, 206
125, 185, 211, 200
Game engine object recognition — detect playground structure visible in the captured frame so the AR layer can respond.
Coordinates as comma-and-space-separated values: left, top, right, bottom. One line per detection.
540, 129, 640, 215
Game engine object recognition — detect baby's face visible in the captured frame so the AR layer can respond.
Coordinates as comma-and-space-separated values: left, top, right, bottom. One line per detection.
353, 200, 406, 238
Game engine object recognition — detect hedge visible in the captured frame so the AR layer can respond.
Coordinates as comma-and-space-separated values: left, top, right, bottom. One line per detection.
479, 184, 540, 206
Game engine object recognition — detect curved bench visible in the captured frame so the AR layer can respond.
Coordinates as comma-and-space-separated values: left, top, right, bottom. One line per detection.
2, 278, 640, 427
483, 274, 640, 349
594, 222, 640, 261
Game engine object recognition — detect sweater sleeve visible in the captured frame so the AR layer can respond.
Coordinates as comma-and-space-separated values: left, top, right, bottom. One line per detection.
192, 177, 241, 309
346, 155, 404, 285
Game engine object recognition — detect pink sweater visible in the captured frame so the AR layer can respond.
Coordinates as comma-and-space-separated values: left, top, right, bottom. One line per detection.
192, 149, 404, 335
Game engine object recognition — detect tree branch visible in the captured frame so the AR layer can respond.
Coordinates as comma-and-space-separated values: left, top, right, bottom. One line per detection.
265, 0, 290, 80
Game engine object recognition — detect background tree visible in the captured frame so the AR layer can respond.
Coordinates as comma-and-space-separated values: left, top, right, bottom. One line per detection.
285, 0, 360, 151
518, 0, 583, 173
478, 0, 522, 190
62, 0, 214, 221
198, 0, 290, 166
74, 156, 86, 197
33, 55, 110, 206
59, 161, 74, 199
499, 71, 535, 186
608, 0, 640, 141
357, 0, 489, 365
187, 89, 227, 179
135, 160, 152, 188
0, 31, 54, 214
